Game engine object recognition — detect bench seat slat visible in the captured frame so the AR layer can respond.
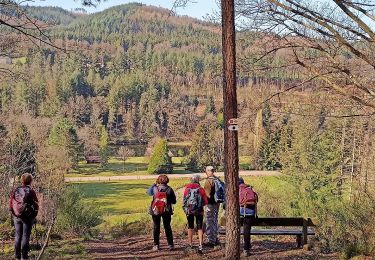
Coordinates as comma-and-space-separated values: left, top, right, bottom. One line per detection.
250, 229, 315, 235
218, 228, 315, 236
244, 217, 315, 227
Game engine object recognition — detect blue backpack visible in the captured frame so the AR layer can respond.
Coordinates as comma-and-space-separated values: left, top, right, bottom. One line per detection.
183, 187, 203, 215
213, 177, 225, 203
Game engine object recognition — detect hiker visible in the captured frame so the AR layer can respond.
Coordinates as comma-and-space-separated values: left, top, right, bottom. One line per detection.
183, 174, 208, 254
9, 173, 39, 260
239, 177, 258, 257
147, 174, 176, 251
203, 165, 225, 247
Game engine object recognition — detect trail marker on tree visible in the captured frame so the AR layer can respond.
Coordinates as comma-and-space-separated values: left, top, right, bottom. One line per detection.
228, 118, 238, 125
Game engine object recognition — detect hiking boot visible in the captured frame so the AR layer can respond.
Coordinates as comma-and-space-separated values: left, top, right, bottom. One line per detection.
152, 245, 160, 251
243, 250, 250, 257
197, 245, 203, 254
184, 245, 194, 253
203, 241, 215, 248
168, 244, 175, 251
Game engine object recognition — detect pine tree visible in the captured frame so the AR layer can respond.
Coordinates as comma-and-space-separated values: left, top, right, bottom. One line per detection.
186, 123, 223, 171
49, 119, 81, 169
99, 125, 109, 168
147, 138, 172, 174
205, 96, 216, 114
7, 124, 36, 177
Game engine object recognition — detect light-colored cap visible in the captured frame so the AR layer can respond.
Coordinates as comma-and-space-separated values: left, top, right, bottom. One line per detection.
206, 166, 214, 172
191, 174, 200, 183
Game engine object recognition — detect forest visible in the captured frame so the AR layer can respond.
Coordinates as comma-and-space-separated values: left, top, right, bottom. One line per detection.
0, 1, 374, 259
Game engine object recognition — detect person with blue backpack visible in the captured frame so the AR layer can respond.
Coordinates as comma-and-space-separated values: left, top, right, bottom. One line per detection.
183, 174, 208, 254
203, 166, 225, 247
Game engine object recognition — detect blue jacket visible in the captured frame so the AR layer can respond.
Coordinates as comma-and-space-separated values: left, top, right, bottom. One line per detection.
147, 184, 176, 205
240, 206, 256, 216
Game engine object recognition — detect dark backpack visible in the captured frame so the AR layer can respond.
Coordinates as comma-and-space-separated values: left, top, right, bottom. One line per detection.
151, 186, 168, 215
213, 177, 225, 203
11, 186, 37, 219
239, 185, 258, 206
183, 187, 203, 215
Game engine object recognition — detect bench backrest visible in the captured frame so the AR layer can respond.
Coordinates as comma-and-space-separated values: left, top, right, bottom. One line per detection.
249, 217, 315, 227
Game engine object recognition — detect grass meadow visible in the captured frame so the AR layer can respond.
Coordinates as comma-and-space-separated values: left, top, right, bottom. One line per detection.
72, 175, 293, 237
69, 156, 253, 177
68, 157, 192, 177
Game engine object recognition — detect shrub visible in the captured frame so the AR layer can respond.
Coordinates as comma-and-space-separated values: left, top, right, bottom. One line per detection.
177, 148, 185, 157
147, 138, 173, 174
56, 187, 102, 236
315, 195, 375, 258
107, 217, 153, 239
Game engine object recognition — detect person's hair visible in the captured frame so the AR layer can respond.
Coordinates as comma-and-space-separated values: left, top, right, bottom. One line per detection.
156, 174, 169, 185
191, 174, 200, 183
21, 173, 33, 186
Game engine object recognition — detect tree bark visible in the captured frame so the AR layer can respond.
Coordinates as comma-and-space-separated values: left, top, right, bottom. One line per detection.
222, 0, 240, 259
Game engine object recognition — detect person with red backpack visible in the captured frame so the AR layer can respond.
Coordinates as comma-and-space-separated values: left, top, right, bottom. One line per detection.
9, 173, 39, 260
183, 174, 208, 254
238, 177, 258, 257
147, 174, 176, 251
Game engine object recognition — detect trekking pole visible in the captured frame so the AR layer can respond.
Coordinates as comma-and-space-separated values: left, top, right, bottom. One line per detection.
34, 221, 42, 250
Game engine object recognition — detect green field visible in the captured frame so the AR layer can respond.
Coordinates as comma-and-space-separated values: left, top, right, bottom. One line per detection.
68, 156, 253, 177
68, 156, 192, 177
72, 175, 293, 236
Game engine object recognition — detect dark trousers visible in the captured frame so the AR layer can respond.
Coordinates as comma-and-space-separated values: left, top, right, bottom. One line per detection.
152, 214, 174, 246
241, 215, 255, 251
14, 217, 33, 259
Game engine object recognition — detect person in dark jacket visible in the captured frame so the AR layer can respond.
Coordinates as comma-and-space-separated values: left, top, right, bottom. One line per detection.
9, 173, 39, 260
147, 174, 176, 251
183, 174, 208, 254
239, 177, 258, 257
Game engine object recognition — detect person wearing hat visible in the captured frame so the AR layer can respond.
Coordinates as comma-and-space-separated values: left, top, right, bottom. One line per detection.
238, 177, 258, 257
203, 165, 222, 247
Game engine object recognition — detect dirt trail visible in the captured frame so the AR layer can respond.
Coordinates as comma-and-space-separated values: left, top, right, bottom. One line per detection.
86, 234, 337, 259
65, 171, 281, 182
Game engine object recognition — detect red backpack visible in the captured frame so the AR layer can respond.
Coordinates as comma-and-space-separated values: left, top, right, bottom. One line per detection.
239, 184, 258, 206
151, 186, 168, 215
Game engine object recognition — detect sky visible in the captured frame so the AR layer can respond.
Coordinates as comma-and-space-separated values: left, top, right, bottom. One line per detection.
26, 0, 220, 20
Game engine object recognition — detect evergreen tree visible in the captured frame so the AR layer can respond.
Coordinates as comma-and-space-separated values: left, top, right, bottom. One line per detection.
186, 123, 223, 171
255, 103, 282, 170
205, 96, 216, 114
99, 125, 109, 168
6, 124, 36, 177
280, 117, 342, 215
49, 119, 81, 169
147, 138, 172, 174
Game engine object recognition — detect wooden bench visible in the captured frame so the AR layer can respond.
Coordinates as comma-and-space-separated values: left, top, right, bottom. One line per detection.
219, 217, 315, 247
85, 156, 102, 164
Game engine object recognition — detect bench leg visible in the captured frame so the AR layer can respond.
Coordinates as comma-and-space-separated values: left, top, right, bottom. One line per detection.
303, 219, 308, 246
296, 235, 302, 248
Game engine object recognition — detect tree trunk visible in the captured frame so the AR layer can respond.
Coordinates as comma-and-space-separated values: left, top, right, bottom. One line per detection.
221, 0, 240, 259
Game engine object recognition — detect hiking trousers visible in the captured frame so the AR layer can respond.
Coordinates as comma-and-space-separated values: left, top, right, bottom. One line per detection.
152, 214, 174, 246
14, 217, 34, 260
205, 203, 220, 243
241, 215, 256, 251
